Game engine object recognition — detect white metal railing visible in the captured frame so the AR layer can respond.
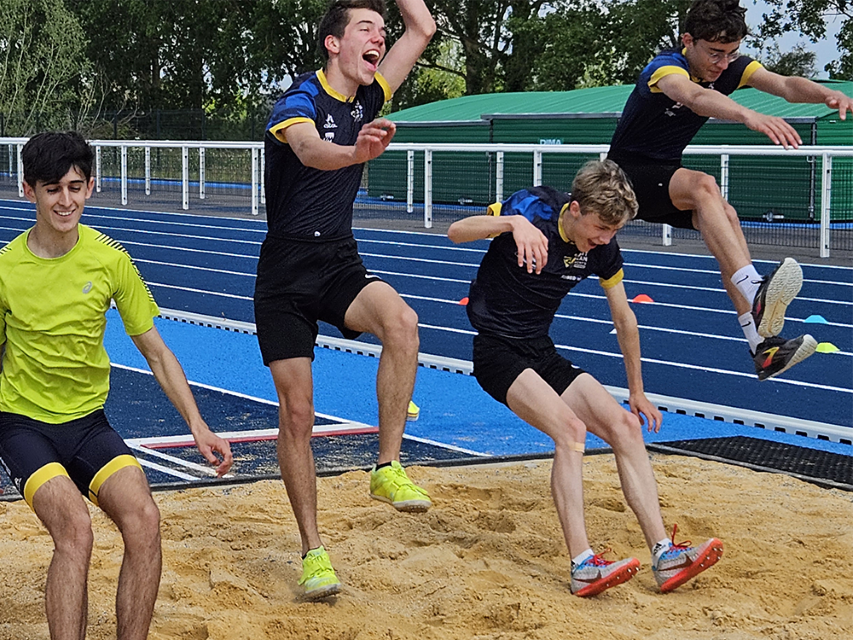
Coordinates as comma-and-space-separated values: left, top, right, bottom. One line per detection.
2, 138, 851, 256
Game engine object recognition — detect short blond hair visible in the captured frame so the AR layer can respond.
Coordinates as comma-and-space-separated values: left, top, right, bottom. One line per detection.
571, 159, 638, 226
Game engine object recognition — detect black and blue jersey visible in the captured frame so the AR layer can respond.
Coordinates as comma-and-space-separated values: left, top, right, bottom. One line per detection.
610, 49, 762, 162
264, 70, 391, 240
467, 186, 625, 340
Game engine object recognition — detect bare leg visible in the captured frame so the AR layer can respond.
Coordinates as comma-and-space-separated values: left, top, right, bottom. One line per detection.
98, 465, 161, 640
506, 369, 590, 557
32, 476, 93, 640
270, 357, 322, 555
670, 168, 754, 315
344, 281, 419, 463
561, 375, 668, 551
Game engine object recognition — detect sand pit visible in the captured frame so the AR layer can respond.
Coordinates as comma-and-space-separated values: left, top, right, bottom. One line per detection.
0, 452, 851, 639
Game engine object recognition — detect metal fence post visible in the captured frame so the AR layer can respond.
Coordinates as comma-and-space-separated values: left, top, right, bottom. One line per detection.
533, 150, 542, 186
406, 149, 414, 214
199, 147, 205, 200
16, 144, 23, 198
145, 146, 151, 195
720, 154, 729, 201
424, 149, 433, 229
251, 147, 259, 216
496, 151, 504, 203
95, 146, 102, 193
260, 147, 266, 206
662, 224, 672, 247
182, 146, 189, 210
121, 144, 128, 205
820, 153, 832, 258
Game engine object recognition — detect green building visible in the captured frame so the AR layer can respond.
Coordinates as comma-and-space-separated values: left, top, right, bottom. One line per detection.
369, 81, 852, 221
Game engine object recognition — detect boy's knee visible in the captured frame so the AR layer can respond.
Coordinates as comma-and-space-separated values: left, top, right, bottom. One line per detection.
54, 509, 94, 557
554, 418, 587, 452
383, 305, 419, 350
278, 401, 316, 438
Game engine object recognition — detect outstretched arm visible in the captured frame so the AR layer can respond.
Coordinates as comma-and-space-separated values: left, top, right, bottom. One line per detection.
131, 326, 233, 476
448, 214, 549, 273
656, 72, 804, 148
378, 0, 436, 94
285, 118, 397, 170
603, 281, 662, 432
746, 67, 852, 120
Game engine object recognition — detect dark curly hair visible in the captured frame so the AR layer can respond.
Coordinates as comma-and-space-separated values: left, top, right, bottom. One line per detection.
683, 0, 749, 43
22, 131, 93, 186
317, 0, 386, 61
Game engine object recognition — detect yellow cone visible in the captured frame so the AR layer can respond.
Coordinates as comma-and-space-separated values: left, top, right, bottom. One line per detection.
407, 400, 420, 421
816, 342, 840, 354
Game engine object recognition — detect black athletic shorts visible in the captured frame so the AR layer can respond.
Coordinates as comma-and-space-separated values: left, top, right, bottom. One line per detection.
254, 234, 381, 364
472, 334, 586, 406
608, 154, 695, 229
0, 410, 142, 509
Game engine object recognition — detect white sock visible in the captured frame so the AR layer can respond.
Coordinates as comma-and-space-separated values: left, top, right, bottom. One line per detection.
571, 548, 594, 568
652, 538, 671, 563
739, 312, 764, 353
731, 265, 763, 305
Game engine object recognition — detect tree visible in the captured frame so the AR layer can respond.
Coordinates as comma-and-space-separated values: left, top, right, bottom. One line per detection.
761, 43, 818, 78
758, 0, 852, 80
0, 0, 91, 135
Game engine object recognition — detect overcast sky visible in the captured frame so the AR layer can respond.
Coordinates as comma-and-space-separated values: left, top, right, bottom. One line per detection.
743, 1, 844, 77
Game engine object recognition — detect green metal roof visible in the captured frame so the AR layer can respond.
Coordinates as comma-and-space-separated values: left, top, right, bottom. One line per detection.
389, 80, 853, 123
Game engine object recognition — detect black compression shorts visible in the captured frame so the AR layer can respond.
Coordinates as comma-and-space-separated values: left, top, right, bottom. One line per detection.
472, 334, 586, 406
608, 155, 696, 229
0, 410, 141, 509
253, 235, 382, 364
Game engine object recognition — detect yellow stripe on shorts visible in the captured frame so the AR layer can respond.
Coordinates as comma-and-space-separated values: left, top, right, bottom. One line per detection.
23, 462, 70, 508
88, 455, 143, 507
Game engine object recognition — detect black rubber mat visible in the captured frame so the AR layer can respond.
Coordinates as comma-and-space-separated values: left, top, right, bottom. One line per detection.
647, 436, 853, 491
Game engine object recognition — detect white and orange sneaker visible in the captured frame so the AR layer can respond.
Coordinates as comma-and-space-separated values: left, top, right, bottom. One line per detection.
653, 525, 723, 593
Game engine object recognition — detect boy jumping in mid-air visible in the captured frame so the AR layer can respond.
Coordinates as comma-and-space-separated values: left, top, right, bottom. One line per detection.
449, 159, 723, 596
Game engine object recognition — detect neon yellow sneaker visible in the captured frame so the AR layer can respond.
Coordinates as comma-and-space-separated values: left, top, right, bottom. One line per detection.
407, 400, 420, 422
369, 461, 432, 512
298, 546, 341, 600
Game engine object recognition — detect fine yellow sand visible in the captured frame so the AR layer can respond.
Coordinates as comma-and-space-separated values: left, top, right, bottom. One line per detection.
0, 453, 851, 640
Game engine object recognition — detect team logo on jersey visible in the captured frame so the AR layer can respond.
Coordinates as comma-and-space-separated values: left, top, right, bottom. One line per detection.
664, 102, 685, 117
82, 281, 93, 293
564, 252, 588, 270
351, 101, 364, 122
324, 132, 335, 142
323, 114, 337, 129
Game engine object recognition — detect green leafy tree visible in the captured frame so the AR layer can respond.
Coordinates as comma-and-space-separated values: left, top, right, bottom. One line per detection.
761, 42, 818, 78
757, 0, 852, 80
0, 0, 90, 135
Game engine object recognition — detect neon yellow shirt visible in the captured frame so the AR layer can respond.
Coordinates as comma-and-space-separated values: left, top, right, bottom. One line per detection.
0, 224, 159, 423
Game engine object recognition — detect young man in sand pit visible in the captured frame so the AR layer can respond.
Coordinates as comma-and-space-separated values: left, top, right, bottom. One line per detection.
448, 160, 723, 597
254, 0, 435, 599
0, 131, 233, 639
608, 0, 853, 382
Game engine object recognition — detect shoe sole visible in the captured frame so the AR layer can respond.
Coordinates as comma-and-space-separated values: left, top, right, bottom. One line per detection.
756, 259, 802, 338
659, 538, 723, 593
370, 493, 432, 512
573, 558, 640, 598
760, 335, 817, 381
302, 582, 342, 601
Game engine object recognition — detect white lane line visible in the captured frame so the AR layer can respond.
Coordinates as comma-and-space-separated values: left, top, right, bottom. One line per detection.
402, 434, 490, 457
129, 443, 218, 475
118, 239, 257, 259
81, 211, 267, 235
146, 281, 253, 300
135, 258, 253, 277
551, 342, 852, 393
136, 458, 199, 481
